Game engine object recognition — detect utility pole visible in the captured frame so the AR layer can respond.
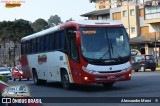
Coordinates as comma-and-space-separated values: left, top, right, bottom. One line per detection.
127, 0, 130, 37
155, 31, 158, 66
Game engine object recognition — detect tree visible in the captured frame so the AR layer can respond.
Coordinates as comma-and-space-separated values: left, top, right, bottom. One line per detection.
32, 18, 49, 33
66, 18, 74, 22
48, 15, 62, 27
0, 21, 14, 42
11, 19, 34, 43
0, 19, 34, 43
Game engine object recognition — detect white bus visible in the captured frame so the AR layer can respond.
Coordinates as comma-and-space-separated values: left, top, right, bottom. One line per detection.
21, 20, 132, 89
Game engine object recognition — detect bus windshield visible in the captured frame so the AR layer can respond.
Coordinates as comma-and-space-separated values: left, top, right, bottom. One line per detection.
79, 27, 130, 63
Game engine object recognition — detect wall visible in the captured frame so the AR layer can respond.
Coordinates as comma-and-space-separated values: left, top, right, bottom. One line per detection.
95, 0, 111, 10
121, 5, 139, 38
149, 23, 160, 32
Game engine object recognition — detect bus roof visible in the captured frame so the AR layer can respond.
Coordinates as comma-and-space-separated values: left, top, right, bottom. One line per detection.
21, 20, 123, 42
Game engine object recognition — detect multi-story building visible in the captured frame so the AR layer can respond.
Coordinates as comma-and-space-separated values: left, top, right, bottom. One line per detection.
82, 0, 160, 59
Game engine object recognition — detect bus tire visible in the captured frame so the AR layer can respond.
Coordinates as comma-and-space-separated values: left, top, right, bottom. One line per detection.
33, 71, 40, 85
27, 78, 30, 81
61, 70, 73, 90
102, 82, 114, 88
19, 77, 21, 81
135, 70, 138, 72
33, 70, 46, 85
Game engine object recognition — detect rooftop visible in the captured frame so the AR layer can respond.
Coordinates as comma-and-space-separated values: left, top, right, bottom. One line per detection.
81, 9, 110, 17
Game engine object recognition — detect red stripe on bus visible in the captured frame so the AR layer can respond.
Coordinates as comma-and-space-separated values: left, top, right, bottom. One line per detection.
21, 55, 29, 67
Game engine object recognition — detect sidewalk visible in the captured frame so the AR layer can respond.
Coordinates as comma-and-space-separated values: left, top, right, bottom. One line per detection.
146, 67, 160, 71
156, 67, 160, 70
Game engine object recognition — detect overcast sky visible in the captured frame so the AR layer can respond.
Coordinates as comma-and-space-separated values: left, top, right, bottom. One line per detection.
0, 0, 95, 22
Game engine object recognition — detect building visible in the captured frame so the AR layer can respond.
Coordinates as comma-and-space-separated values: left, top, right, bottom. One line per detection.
82, 0, 160, 60
0, 41, 21, 66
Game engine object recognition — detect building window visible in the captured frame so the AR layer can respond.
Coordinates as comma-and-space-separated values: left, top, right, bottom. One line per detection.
139, 9, 144, 17
123, 10, 127, 17
99, 1, 106, 9
113, 12, 121, 20
131, 27, 136, 34
98, 15, 109, 20
130, 9, 135, 16
145, 6, 160, 19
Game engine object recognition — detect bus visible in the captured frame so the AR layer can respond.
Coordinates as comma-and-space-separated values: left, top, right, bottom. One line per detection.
21, 20, 132, 89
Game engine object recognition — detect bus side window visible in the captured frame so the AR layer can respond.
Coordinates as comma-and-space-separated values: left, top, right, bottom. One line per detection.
66, 27, 79, 62
70, 36, 78, 61
54, 32, 60, 50
32, 39, 36, 53
37, 37, 41, 53
45, 34, 50, 51
40, 36, 45, 52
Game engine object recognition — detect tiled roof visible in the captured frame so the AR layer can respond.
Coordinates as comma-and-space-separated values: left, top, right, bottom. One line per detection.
130, 35, 152, 44
81, 9, 110, 17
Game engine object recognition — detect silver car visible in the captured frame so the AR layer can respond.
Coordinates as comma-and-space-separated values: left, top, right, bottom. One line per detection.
0, 67, 12, 80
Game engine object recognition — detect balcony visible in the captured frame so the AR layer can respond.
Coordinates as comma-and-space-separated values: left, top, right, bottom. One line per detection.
144, 1, 160, 23
143, 32, 160, 40
144, 13, 160, 24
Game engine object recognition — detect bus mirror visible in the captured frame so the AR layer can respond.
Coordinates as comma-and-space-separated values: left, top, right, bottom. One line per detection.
75, 31, 81, 46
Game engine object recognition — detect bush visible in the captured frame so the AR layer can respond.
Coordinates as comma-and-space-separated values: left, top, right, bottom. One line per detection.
0, 76, 8, 82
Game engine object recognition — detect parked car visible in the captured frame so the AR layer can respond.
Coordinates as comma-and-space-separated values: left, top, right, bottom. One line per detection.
132, 54, 156, 72
0, 67, 12, 80
11, 65, 30, 81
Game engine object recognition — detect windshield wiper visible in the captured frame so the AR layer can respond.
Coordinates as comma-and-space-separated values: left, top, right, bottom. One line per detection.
98, 50, 110, 60
98, 40, 123, 61
110, 41, 123, 61
98, 40, 113, 60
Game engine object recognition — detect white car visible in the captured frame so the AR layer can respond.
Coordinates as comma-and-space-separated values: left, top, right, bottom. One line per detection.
0, 67, 12, 80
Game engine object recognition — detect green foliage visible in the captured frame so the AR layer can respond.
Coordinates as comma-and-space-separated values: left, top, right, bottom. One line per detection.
0, 76, 8, 82
0, 19, 34, 43
66, 18, 74, 22
48, 15, 62, 27
32, 18, 49, 33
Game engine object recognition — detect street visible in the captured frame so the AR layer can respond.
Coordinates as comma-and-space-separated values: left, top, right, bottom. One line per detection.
7, 70, 160, 106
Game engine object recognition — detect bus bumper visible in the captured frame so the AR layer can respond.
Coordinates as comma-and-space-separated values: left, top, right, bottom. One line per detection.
79, 69, 132, 84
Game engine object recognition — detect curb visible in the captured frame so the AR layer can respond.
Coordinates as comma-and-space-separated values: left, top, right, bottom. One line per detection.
156, 68, 160, 70
146, 68, 160, 70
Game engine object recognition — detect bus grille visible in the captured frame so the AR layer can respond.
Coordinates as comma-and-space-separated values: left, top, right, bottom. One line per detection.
98, 70, 122, 74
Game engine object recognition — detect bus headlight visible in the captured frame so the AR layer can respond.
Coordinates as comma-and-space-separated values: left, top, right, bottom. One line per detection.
121, 66, 131, 72
82, 66, 99, 74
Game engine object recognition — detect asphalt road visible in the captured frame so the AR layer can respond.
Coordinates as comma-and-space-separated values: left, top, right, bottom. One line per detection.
7, 70, 160, 106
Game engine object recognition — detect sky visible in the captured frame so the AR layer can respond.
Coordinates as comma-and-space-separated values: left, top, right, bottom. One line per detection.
0, 0, 95, 22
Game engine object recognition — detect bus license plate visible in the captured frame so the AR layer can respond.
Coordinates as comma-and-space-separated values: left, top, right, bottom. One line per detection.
107, 76, 115, 79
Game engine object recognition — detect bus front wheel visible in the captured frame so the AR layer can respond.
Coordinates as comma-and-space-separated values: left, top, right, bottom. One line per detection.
61, 70, 73, 90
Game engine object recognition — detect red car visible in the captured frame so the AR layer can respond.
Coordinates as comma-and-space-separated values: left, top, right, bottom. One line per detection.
11, 65, 30, 81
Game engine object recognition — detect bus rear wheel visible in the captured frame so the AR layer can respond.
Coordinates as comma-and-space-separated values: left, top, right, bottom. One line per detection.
61, 70, 73, 90
33, 70, 46, 85
27, 78, 30, 81
19, 77, 21, 81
